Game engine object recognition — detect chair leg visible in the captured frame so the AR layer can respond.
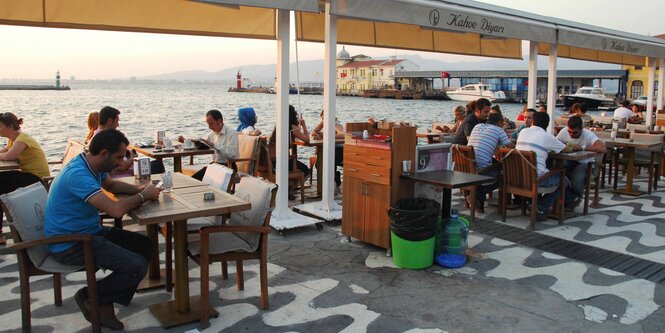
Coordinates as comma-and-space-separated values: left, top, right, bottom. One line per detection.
113, 217, 123, 229
53, 273, 62, 306
20, 270, 31, 332
583, 166, 592, 215
236, 261, 244, 291
469, 186, 476, 223
221, 261, 228, 280
259, 257, 269, 310
529, 195, 536, 230
299, 175, 305, 204
648, 161, 654, 194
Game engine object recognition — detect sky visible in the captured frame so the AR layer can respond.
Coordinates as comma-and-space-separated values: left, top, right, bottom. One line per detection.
1, 0, 664, 80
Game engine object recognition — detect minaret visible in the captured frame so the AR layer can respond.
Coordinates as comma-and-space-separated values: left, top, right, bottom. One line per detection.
56, 70, 61, 89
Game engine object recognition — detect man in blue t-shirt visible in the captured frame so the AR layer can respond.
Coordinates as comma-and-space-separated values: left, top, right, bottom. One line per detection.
468, 112, 515, 210
45, 129, 161, 330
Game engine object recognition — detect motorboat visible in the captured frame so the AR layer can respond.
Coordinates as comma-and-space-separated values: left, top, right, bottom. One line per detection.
446, 84, 507, 102
562, 87, 615, 110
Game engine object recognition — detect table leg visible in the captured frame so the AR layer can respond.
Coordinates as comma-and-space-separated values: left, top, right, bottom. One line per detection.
613, 147, 643, 196
441, 188, 452, 220
138, 224, 171, 291
316, 148, 323, 197
173, 156, 182, 173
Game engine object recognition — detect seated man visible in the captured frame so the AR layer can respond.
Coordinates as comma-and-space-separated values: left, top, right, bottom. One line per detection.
512, 108, 535, 140
45, 129, 161, 330
468, 112, 515, 211
515, 112, 576, 221
614, 100, 633, 121
182, 109, 238, 180
556, 116, 607, 211
451, 97, 491, 145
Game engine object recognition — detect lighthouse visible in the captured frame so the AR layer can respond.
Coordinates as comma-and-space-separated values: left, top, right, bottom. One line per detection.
236, 71, 242, 90
56, 70, 61, 89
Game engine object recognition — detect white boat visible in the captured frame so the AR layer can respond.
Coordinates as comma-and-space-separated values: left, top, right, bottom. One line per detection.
562, 86, 615, 110
446, 84, 507, 102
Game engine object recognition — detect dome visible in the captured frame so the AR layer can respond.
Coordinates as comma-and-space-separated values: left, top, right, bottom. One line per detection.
336, 46, 350, 60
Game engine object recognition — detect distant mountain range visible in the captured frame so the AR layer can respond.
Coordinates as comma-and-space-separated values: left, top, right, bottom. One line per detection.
139, 54, 619, 84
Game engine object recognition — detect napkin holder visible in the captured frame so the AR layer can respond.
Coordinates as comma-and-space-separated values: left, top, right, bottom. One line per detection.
133, 157, 152, 179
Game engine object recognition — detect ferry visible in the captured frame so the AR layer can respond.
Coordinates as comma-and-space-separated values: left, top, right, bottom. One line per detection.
446, 84, 506, 102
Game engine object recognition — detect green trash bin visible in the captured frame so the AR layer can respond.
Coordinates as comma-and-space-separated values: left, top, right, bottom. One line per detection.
387, 198, 439, 269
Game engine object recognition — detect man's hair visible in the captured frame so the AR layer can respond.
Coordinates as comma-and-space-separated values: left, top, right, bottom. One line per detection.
88, 128, 129, 155
487, 112, 504, 125
206, 109, 223, 121
567, 116, 583, 130
622, 100, 630, 107
99, 106, 120, 125
475, 98, 491, 111
526, 108, 537, 114
490, 105, 501, 113
532, 111, 550, 130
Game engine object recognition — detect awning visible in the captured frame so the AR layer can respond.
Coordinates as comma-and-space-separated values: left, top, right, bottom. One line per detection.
0, 0, 279, 40
194, 0, 320, 12
296, 0, 555, 59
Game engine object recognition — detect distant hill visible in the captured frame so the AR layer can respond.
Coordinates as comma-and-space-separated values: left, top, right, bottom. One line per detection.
139, 54, 619, 83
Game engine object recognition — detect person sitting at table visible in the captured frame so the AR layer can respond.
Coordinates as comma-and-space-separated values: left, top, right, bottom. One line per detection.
556, 116, 607, 211
236, 107, 262, 136
512, 108, 535, 140
516, 112, 576, 221
435, 105, 465, 133
187, 109, 238, 181
538, 103, 547, 113
490, 105, 515, 130
85, 111, 99, 144
44, 129, 161, 330
614, 100, 633, 121
572, 102, 593, 126
0, 112, 50, 243
516, 105, 527, 121
451, 98, 491, 145
467, 112, 515, 212
311, 109, 344, 192
90, 106, 136, 176
628, 104, 644, 124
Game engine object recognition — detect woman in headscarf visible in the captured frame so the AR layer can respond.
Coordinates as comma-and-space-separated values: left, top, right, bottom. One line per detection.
236, 107, 261, 136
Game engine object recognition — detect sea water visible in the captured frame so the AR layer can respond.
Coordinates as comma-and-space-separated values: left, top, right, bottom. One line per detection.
0, 81, 555, 166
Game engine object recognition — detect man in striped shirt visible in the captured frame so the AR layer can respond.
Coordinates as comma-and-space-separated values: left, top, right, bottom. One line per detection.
468, 112, 514, 211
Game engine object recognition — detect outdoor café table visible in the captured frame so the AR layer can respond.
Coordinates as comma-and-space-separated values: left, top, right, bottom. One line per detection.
130, 144, 214, 173
602, 138, 663, 196
124, 175, 250, 328
416, 130, 449, 144
401, 170, 494, 222
549, 150, 603, 216
0, 159, 20, 171
293, 138, 345, 197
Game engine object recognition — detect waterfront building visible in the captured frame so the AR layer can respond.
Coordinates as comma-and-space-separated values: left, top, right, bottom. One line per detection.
336, 46, 419, 94
623, 34, 664, 100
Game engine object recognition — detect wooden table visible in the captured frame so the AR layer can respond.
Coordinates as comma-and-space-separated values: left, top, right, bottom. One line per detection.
402, 170, 495, 220
0, 160, 20, 171
603, 139, 663, 196
127, 178, 250, 328
130, 145, 214, 173
294, 138, 345, 197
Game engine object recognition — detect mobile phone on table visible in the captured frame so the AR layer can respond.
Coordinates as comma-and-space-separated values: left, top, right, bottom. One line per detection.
155, 181, 164, 189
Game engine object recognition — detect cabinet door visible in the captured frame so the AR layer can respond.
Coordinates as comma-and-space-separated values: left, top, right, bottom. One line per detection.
342, 176, 365, 240
364, 182, 391, 249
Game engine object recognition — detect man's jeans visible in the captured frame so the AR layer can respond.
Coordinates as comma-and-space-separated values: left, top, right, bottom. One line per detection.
537, 174, 576, 213
563, 160, 588, 199
51, 227, 152, 306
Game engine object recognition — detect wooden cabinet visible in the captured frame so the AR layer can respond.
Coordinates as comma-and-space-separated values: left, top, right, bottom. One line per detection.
342, 123, 416, 249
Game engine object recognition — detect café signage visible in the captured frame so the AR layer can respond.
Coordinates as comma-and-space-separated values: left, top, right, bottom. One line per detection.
602, 38, 640, 54
428, 9, 505, 35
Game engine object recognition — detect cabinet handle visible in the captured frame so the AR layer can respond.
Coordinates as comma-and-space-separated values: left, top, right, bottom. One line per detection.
370, 173, 381, 177
348, 168, 359, 172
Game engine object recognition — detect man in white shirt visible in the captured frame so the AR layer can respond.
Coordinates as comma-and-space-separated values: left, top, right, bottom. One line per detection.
614, 100, 633, 120
516, 112, 576, 221
556, 116, 607, 211
191, 109, 238, 180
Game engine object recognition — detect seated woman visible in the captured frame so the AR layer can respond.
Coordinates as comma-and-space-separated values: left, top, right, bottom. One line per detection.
436, 105, 465, 133
629, 104, 644, 124
85, 111, 99, 144
311, 110, 344, 191
236, 107, 262, 136
0, 112, 50, 242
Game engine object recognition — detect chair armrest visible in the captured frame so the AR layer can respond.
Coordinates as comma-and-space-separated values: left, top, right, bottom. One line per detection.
199, 225, 271, 236
0, 234, 93, 254
537, 168, 563, 183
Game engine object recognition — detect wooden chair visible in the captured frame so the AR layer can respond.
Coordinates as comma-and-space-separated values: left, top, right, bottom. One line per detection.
583, 156, 604, 214
257, 137, 305, 204
0, 183, 101, 332
227, 134, 261, 176
451, 145, 499, 220
187, 176, 278, 328
614, 132, 664, 194
626, 123, 649, 132
498, 148, 564, 230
